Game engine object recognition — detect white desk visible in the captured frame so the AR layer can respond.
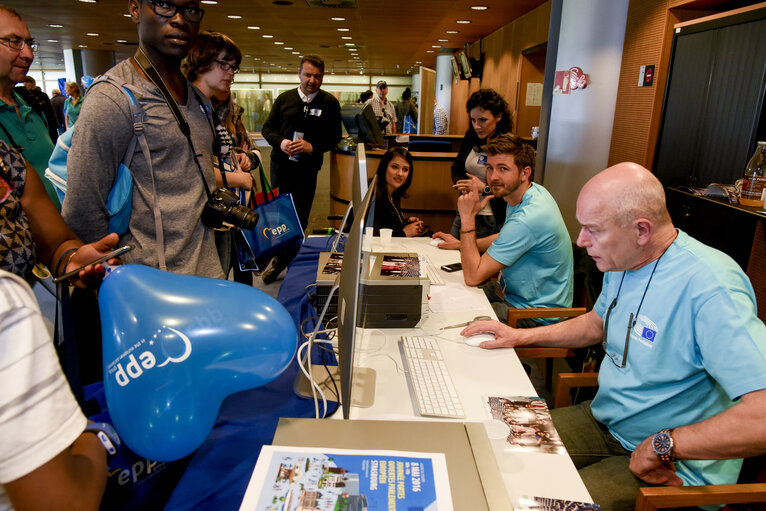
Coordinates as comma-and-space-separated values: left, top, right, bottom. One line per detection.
335, 236, 593, 505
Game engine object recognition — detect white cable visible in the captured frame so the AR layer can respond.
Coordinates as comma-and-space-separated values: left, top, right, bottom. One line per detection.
302, 284, 340, 418
296, 340, 327, 418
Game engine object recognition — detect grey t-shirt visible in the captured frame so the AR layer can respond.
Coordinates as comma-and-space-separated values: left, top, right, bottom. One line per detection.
62, 59, 223, 278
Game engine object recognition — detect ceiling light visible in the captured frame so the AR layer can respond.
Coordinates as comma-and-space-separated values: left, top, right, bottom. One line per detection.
77, 0, 97, 3
438, 39, 448, 42
86, 33, 100, 36
201, 0, 218, 3
48, 24, 64, 28
446, 30, 458, 34
345, 43, 354, 46
227, 15, 242, 19
78, 45, 87, 48
337, 28, 350, 32
247, 26, 260, 30
292, 51, 300, 54
456, 20, 471, 24
284, 47, 293, 50
274, 41, 284, 45
331, 17, 346, 21
47, 39, 58, 43
262, 34, 274, 38
426, 50, 434, 53
341, 36, 352, 40
123, 13, 131, 17
116, 39, 127, 43
431, 45, 441, 48
416, 61, 422, 64
471, 5, 488, 10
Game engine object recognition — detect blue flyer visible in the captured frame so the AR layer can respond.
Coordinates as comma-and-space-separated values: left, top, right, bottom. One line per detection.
240, 446, 452, 510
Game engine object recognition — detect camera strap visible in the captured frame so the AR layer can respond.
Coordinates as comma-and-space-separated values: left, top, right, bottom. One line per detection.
132, 48, 218, 201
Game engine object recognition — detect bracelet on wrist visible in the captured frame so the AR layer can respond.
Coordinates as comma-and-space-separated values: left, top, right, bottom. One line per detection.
460, 228, 476, 234
55, 247, 79, 277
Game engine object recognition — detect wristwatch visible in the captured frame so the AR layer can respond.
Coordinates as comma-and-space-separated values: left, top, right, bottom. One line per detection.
483, 184, 491, 195
652, 429, 675, 462
85, 422, 121, 457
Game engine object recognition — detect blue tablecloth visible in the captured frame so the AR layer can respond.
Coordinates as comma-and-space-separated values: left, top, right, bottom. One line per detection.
164, 237, 340, 510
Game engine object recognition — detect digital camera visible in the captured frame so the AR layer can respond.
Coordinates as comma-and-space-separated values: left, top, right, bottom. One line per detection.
201, 188, 258, 230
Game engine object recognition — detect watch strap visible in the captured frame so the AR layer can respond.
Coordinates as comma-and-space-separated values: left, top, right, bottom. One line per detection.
653, 428, 675, 462
85, 422, 121, 457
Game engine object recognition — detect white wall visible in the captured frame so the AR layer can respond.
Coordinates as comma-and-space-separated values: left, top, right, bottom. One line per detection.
542, 0, 629, 240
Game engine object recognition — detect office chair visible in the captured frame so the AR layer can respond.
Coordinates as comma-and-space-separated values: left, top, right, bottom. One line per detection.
551, 374, 766, 511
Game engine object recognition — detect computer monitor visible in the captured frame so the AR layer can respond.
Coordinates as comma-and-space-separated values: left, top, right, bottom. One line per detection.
337, 174, 377, 419
339, 103, 385, 147
331, 143, 369, 252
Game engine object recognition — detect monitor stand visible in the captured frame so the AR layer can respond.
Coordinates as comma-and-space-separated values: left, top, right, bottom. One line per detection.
293, 365, 376, 408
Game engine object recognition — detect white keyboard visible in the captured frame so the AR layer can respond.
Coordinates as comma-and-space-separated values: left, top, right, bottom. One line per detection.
419, 255, 445, 285
399, 336, 464, 418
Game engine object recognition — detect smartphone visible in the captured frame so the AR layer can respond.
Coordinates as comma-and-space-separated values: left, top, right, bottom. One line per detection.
440, 262, 463, 273
53, 244, 134, 283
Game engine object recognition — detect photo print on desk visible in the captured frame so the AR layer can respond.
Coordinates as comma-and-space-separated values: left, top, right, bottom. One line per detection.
379, 255, 420, 278
320, 253, 343, 275
515, 495, 601, 511
485, 396, 566, 455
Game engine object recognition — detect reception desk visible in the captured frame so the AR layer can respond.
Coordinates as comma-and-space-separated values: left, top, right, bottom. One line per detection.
330, 147, 459, 234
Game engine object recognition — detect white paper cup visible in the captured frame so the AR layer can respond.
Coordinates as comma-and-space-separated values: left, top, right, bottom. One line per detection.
379, 228, 393, 245
364, 227, 374, 251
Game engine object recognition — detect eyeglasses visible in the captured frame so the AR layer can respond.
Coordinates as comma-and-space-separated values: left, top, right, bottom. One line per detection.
0, 37, 38, 52
215, 59, 240, 74
144, 0, 205, 23
602, 297, 632, 368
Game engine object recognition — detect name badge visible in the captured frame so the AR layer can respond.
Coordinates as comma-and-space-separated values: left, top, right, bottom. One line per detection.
309, 108, 322, 117
477, 154, 487, 165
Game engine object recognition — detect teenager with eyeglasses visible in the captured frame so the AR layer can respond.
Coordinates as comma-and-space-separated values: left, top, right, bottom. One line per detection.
461, 162, 766, 510
0, 6, 60, 208
63, 0, 224, 279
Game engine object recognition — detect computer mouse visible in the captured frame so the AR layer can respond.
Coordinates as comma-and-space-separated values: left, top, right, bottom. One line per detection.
430, 238, 445, 247
463, 332, 495, 347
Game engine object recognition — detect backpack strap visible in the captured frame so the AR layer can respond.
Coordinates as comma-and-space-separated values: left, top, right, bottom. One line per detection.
88, 76, 167, 271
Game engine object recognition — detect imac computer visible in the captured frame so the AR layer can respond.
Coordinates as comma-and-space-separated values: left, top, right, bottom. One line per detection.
331, 142, 370, 252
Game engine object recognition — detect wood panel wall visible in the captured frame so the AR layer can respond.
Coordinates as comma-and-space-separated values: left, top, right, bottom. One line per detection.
453, 1, 551, 136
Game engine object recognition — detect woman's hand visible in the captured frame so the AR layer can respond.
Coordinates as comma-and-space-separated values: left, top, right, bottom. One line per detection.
235, 152, 251, 172
403, 220, 425, 237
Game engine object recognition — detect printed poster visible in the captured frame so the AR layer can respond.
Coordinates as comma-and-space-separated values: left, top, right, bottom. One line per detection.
485, 396, 566, 455
515, 495, 601, 510
240, 445, 453, 510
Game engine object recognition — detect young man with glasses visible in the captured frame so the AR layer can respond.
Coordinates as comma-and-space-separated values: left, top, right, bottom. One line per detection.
0, 6, 60, 208
462, 162, 766, 510
63, 0, 224, 279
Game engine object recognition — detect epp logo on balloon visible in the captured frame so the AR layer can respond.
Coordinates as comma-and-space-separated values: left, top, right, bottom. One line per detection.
107, 326, 193, 387
263, 223, 291, 240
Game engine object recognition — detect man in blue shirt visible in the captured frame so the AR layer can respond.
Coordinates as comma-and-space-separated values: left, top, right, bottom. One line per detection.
435, 133, 573, 325
463, 162, 766, 510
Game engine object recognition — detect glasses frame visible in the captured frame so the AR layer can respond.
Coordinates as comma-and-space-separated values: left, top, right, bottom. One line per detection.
215, 59, 240, 74
0, 37, 38, 52
144, 0, 205, 23
602, 297, 632, 369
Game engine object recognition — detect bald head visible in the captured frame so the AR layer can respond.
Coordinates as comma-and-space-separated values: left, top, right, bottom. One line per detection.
580, 162, 671, 228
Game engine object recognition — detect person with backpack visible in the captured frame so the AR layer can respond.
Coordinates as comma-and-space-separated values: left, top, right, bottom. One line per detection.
0, 6, 60, 208
62, 0, 223, 279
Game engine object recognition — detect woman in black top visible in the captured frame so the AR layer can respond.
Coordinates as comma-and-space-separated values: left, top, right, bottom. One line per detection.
372, 147, 425, 237
449, 89, 513, 238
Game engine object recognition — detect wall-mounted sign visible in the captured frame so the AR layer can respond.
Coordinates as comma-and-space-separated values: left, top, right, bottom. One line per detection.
553, 66, 589, 94
638, 65, 655, 87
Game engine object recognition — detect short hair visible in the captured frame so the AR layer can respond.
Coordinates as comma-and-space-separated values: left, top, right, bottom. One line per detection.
466, 88, 513, 136
181, 31, 242, 83
612, 170, 671, 228
359, 90, 373, 103
376, 146, 414, 199
0, 5, 23, 20
51, 88, 61, 96
482, 133, 536, 181
402, 87, 411, 101
300, 54, 324, 72
65, 82, 81, 96
22, 76, 35, 85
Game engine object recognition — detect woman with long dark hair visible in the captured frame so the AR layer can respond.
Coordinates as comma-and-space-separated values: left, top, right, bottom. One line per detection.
373, 147, 425, 237
449, 88, 513, 238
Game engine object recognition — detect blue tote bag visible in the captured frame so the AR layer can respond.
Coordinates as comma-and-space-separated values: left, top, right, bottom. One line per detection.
236, 164, 304, 271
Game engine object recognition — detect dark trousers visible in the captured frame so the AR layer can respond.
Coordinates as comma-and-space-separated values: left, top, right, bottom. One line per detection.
269, 161, 317, 271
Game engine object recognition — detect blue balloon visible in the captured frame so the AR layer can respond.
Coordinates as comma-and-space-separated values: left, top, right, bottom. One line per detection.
99, 265, 297, 461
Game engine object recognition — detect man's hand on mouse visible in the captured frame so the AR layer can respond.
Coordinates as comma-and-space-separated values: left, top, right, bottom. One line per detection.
461, 320, 521, 349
